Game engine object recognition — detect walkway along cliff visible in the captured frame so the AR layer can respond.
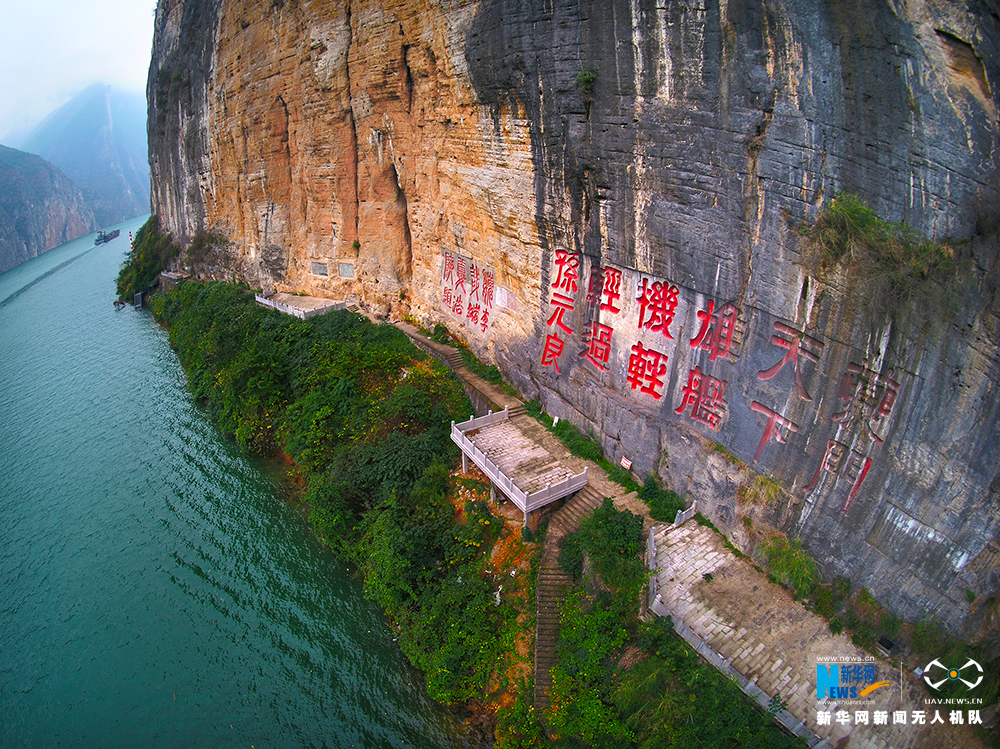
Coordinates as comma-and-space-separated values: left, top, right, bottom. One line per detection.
147, 0, 1000, 641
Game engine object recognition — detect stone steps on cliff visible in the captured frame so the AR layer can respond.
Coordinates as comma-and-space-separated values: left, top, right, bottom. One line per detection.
533, 483, 608, 716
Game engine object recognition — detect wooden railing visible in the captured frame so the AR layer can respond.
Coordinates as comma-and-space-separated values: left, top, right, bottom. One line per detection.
450, 407, 588, 514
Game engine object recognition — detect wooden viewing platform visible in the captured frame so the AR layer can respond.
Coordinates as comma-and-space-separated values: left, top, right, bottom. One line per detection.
451, 407, 588, 526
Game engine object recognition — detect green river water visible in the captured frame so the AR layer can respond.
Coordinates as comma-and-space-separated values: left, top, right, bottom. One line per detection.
0, 216, 469, 748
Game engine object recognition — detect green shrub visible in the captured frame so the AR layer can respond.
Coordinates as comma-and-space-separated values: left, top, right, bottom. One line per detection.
638, 473, 684, 522
575, 69, 597, 100
559, 534, 584, 580
614, 618, 805, 748
805, 192, 960, 318
709, 441, 745, 467
116, 216, 179, 300
605, 465, 642, 494
495, 681, 547, 749
762, 535, 816, 599
429, 322, 451, 343
737, 474, 783, 509
552, 419, 604, 462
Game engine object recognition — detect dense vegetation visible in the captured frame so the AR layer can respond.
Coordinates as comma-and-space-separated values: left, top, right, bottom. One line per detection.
116, 216, 179, 300
543, 500, 803, 749
150, 278, 525, 704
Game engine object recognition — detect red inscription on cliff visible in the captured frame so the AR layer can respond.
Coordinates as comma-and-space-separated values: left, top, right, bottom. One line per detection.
750, 401, 800, 462
690, 300, 738, 362
637, 277, 680, 339
627, 341, 669, 399
757, 321, 825, 400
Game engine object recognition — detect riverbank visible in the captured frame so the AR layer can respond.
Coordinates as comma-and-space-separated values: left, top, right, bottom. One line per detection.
146, 278, 545, 739
1, 223, 475, 749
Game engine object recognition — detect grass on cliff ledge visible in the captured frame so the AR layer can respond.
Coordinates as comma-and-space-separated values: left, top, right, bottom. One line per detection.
803, 193, 962, 319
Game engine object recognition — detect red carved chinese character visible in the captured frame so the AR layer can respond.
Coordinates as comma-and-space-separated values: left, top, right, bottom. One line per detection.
443, 287, 453, 307
803, 439, 872, 511
452, 293, 464, 316
832, 362, 867, 426
480, 306, 490, 333
750, 401, 800, 462
690, 300, 738, 362
553, 250, 581, 294
868, 371, 900, 444
469, 264, 481, 301
841, 452, 872, 511
627, 341, 669, 399
481, 268, 495, 309
541, 333, 565, 373
637, 277, 680, 338
674, 366, 728, 428
601, 267, 623, 313
466, 302, 481, 324
547, 292, 575, 335
757, 321, 825, 400
804, 439, 848, 491
443, 252, 455, 285
455, 256, 468, 294
581, 322, 614, 371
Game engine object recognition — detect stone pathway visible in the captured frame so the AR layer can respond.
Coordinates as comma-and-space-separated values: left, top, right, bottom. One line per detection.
467, 419, 574, 495
650, 522, 986, 749
389, 317, 985, 749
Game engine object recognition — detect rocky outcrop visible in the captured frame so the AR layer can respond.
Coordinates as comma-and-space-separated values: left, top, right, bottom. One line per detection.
0, 145, 97, 273
148, 0, 1000, 638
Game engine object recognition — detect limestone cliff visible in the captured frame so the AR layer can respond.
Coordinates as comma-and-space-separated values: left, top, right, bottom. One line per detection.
0, 145, 97, 273
148, 0, 1000, 638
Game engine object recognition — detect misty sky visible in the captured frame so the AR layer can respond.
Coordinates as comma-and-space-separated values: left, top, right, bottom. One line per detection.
0, 0, 156, 145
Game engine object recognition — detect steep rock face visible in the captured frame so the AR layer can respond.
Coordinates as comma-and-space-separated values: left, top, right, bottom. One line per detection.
0, 145, 97, 273
148, 0, 1000, 637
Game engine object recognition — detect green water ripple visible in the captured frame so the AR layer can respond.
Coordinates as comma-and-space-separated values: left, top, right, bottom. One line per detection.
0, 218, 468, 748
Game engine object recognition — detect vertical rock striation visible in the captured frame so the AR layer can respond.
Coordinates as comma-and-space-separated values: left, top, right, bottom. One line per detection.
148, 0, 1000, 637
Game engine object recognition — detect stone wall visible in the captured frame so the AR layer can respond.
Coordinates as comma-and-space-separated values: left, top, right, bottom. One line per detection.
147, 0, 1000, 637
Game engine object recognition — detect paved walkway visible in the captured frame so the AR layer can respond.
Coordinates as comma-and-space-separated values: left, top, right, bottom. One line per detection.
467, 419, 575, 495
650, 522, 986, 749
387, 316, 985, 749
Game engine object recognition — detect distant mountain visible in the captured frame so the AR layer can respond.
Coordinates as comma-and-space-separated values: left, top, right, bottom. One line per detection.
20, 84, 149, 227
0, 145, 97, 273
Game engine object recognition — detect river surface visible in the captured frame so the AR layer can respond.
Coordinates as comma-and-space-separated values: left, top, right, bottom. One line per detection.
0, 217, 468, 748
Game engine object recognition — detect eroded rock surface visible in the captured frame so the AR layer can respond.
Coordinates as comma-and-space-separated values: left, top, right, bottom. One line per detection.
148, 0, 1000, 637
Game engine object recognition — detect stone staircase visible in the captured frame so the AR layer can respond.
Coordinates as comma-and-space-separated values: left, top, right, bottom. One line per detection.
534, 483, 607, 715
444, 348, 464, 370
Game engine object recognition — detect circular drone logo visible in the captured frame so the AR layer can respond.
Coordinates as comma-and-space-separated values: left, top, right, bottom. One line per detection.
923, 658, 983, 690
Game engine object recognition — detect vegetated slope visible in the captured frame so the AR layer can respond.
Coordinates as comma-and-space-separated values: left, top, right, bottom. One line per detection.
151, 277, 526, 705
